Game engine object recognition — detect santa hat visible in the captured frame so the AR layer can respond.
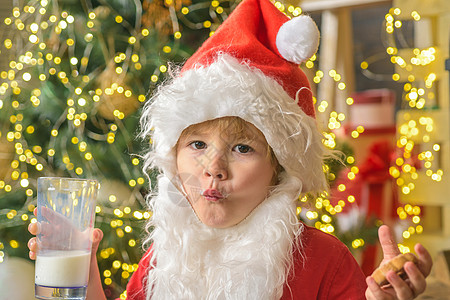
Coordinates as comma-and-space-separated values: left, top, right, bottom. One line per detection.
181, 0, 319, 117
141, 0, 327, 194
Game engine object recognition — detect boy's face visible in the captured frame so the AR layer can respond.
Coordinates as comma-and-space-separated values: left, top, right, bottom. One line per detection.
176, 120, 275, 229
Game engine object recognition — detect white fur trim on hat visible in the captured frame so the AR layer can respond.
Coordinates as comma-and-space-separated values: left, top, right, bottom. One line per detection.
276, 15, 320, 64
140, 54, 328, 195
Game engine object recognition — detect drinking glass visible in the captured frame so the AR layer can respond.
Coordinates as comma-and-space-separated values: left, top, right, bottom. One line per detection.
35, 177, 99, 300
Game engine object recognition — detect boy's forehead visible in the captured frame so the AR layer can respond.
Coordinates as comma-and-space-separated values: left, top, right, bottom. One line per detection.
181, 118, 268, 144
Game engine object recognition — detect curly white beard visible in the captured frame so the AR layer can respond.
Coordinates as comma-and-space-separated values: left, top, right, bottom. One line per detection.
143, 174, 304, 300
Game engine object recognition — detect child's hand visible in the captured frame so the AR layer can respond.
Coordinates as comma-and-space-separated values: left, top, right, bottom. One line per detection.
27, 208, 104, 260
27, 207, 106, 300
365, 225, 432, 299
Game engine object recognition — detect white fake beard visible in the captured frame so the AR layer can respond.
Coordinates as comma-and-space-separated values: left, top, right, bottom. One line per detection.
144, 175, 303, 300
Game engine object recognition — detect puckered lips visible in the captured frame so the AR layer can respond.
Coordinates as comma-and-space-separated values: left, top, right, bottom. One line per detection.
201, 189, 225, 202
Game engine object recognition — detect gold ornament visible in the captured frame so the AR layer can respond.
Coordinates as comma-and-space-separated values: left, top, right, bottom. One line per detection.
97, 179, 134, 205
0, 137, 15, 182
96, 61, 140, 120
142, 0, 192, 35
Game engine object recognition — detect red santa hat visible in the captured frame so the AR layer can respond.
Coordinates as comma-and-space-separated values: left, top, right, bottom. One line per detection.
141, 0, 327, 194
182, 0, 319, 117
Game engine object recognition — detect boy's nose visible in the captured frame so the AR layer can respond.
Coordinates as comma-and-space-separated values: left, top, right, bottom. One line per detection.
203, 152, 228, 180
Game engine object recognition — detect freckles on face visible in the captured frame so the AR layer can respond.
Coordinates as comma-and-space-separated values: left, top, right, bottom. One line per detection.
175, 120, 276, 228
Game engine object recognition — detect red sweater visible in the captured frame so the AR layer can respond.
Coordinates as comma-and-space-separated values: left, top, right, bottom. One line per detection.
122, 225, 367, 299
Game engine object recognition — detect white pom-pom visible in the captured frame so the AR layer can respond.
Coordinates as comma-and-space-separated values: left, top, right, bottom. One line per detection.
276, 15, 320, 64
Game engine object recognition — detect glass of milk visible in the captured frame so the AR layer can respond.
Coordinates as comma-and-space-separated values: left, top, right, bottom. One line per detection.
35, 177, 99, 300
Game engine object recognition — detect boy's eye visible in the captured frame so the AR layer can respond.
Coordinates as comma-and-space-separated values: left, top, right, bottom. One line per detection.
190, 141, 206, 150
234, 144, 252, 154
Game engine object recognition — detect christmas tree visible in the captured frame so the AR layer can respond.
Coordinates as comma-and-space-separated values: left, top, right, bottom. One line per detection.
0, 0, 243, 298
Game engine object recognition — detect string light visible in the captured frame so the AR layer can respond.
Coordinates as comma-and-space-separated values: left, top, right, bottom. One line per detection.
300, 5, 439, 250
302, 55, 365, 238
381, 7, 444, 248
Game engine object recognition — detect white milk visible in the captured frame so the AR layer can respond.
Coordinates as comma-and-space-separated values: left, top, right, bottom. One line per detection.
35, 250, 91, 287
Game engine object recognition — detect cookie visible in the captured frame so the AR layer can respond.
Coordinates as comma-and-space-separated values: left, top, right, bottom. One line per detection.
372, 253, 418, 286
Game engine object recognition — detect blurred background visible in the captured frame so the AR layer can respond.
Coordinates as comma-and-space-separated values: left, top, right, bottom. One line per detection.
0, 0, 449, 299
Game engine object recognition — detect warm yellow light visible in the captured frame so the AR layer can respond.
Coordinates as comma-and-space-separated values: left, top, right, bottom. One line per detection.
411, 11, 421, 20
203, 21, 211, 28
10, 240, 19, 248
20, 179, 29, 187
416, 225, 423, 233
